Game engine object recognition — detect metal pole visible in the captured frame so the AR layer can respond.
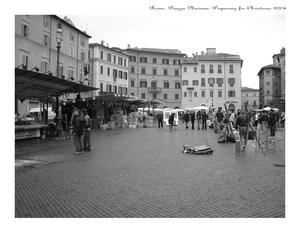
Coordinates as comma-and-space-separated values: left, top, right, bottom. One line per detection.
56, 41, 60, 120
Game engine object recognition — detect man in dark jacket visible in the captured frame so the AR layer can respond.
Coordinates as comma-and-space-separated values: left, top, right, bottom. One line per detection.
236, 110, 250, 151
157, 111, 163, 128
70, 109, 85, 155
196, 111, 201, 130
184, 111, 190, 129
268, 109, 276, 136
168, 113, 175, 131
201, 111, 208, 130
190, 111, 195, 129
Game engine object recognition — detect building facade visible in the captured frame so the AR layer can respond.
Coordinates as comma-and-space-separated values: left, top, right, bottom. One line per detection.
88, 43, 129, 97
181, 48, 243, 112
15, 15, 91, 114
241, 87, 259, 110
123, 47, 185, 108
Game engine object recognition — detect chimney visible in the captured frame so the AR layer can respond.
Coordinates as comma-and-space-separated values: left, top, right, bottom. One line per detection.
106, 43, 109, 47
201, 51, 204, 55
206, 48, 216, 55
101, 40, 104, 45
127, 44, 131, 49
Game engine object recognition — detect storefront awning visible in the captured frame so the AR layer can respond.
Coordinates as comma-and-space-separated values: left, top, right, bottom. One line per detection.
15, 68, 98, 99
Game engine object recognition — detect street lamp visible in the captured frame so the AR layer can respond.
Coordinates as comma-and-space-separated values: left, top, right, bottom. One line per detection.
55, 23, 63, 134
209, 78, 214, 111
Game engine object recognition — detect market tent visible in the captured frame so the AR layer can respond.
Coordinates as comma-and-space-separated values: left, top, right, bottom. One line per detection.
194, 106, 209, 111
15, 68, 98, 99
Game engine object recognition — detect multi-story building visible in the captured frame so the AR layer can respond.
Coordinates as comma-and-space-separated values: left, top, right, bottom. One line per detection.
15, 15, 91, 114
123, 47, 185, 108
181, 48, 243, 112
273, 48, 285, 99
88, 42, 129, 97
241, 87, 259, 110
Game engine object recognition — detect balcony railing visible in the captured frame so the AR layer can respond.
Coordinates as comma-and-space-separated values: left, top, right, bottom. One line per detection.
148, 87, 162, 93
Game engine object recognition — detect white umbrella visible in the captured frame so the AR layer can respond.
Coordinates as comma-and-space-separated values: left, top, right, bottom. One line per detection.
194, 106, 209, 111
262, 106, 272, 111
172, 108, 185, 112
154, 108, 163, 112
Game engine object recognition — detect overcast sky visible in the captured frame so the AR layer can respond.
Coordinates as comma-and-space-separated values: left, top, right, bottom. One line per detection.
62, 13, 284, 89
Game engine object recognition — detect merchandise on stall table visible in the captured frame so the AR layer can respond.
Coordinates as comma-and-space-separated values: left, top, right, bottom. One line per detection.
182, 144, 213, 155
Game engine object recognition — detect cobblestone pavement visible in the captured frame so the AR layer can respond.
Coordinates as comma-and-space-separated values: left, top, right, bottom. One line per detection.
15, 124, 285, 217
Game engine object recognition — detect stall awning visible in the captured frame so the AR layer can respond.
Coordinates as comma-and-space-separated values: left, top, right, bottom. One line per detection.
15, 68, 98, 99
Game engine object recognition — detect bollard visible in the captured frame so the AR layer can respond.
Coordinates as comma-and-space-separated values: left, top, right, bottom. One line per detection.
235, 139, 240, 155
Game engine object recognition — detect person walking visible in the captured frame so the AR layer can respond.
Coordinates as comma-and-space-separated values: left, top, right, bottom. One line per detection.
157, 111, 163, 128
184, 111, 190, 129
268, 109, 276, 136
201, 111, 208, 130
196, 110, 201, 130
236, 110, 250, 151
229, 110, 236, 129
168, 112, 175, 131
70, 109, 85, 155
83, 109, 92, 152
190, 111, 195, 130
215, 109, 224, 133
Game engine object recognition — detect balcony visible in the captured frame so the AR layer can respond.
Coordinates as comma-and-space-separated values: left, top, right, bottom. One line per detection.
148, 87, 162, 93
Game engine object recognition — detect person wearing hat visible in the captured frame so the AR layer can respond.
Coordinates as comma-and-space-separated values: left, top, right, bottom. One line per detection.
70, 108, 85, 155
83, 109, 92, 152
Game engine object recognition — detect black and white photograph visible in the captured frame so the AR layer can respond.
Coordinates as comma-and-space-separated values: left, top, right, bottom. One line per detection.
3, 0, 299, 231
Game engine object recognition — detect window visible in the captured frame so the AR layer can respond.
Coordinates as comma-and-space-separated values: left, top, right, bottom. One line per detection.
218, 65, 222, 73
266, 81, 270, 86
175, 69, 179, 76
22, 24, 29, 37
81, 37, 85, 47
216, 78, 223, 87
162, 59, 169, 65
131, 80, 135, 87
70, 47, 74, 57
118, 57, 123, 65
201, 65, 205, 73
141, 93, 146, 99
184, 67, 187, 72
69, 30, 75, 42
100, 83, 103, 92
124, 59, 127, 67
107, 67, 110, 76
175, 94, 179, 100
41, 61, 48, 73
107, 84, 112, 93
192, 80, 199, 86
164, 94, 168, 100
153, 93, 157, 99
113, 69, 117, 79
81, 52, 85, 61
130, 56, 136, 62
100, 51, 103, 59
208, 78, 215, 87
141, 68, 146, 74
114, 86, 117, 94
229, 65, 234, 73
253, 100, 257, 106
194, 67, 197, 72
43, 34, 49, 46
131, 67, 135, 73
118, 86, 123, 95
201, 78, 205, 87
266, 90, 270, 95
113, 55, 116, 63
183, 80, 189, 86
228, 91, 235, 97
140, 81, 147, 88
43, 16, 49, 28
118, 70, 123, 79
124, 88, 128, 95
153, 58, 157, 64
21, 54, 28, 69
173, 59, 180, 65
152, 68, 157, 75
68, 69, 74, 79
228, 78, 235, 87
107, 53, 111, 62
201, 91, 205, 97
164, 82, 169, 88
88, 50, 90, 59
124, 72, 127, 80
163, 69, 168, 76
218, 90, 222, 97
266, 70, 270, 76
184, 92, 187, 97
194, 92, 197, 97
140, 57, 147, 63
58, 65, 64, 78
210, 90, 213, 97
100, 65, 103, 74
209, 65, 214, 73
131, 92, 134, 96
175, 82, 181, 89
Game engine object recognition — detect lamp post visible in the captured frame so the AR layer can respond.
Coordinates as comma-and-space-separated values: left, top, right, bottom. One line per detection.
209, 78, 214, 111
55, 24, 63, 134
